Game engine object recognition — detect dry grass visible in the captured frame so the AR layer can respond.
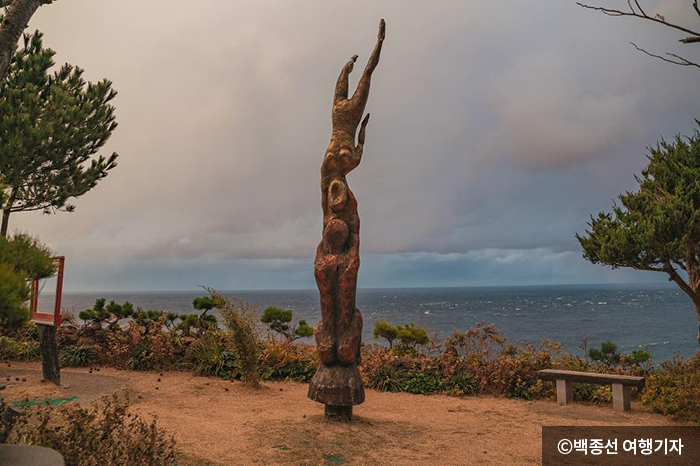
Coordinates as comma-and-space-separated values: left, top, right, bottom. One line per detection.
0, 362, 685, 466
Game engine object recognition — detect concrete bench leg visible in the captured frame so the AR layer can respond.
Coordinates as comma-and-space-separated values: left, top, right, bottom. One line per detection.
612, 383, 631, 412
556, 379, 573, 405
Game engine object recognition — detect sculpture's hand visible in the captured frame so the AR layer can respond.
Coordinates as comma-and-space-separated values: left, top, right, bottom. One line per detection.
358, 113, 370, 147
334, 55, 359, 104
346, 54, 358, 73
347, 113, 370, 172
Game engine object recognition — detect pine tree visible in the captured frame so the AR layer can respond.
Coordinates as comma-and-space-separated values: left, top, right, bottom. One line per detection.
0, 233, 53, 331
578, 125, 700, 346
0, 31, 118, 236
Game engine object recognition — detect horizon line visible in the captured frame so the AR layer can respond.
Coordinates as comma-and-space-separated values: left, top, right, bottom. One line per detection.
56, 281, 675, 295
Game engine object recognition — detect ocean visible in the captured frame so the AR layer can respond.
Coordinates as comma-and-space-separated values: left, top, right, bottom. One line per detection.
48, 284, 698, 363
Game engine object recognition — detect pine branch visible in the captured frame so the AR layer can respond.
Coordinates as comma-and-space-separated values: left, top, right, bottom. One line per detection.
633, 264, 665, 272
664, 261, 700, 307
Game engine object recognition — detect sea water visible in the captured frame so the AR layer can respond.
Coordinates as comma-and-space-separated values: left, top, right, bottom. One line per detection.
53, 284, 697, 362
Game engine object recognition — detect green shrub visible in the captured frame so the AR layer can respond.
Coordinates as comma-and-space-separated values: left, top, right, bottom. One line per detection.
192, 296, 215, 313
171, 299, 219, 337
59, 345, 97, 367
186, 331, 238, 378
78, 298, 110, 326
367, 364, 443, 395
176, 314, 200, 336
207, 289, 262, 387
0, 264, 30, 331
0, 234, 55, 280
79, 299, 135, 329
588, 341, 621, 366
260, 306, 313, 341
0, 393, 176, 465
126, 344, 155, 371
0, 335, 39, 361
133, 309, 164, 327
402, 368, 443, 395
642, 353, 700, 423
444, 370, 479, 396
367, 364, 405, 392
295, 320, 314, 339
191, 296, 218, 332
371, 321, 430, 356
0, 235, 55, 333
397, 323, 429, 347
0, 336, 36, 360
373, 321, 398, 348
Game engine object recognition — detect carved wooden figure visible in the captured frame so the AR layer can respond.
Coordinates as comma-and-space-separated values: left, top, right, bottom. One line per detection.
307, 19, 385, 421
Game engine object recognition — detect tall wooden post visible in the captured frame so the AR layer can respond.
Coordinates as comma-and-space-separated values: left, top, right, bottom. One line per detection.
30, 256, 64, 386
307, 19, 385, 421
38, 325, 60, 385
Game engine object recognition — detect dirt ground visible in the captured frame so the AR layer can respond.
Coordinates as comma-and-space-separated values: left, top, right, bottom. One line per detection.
0, 362, 682, 466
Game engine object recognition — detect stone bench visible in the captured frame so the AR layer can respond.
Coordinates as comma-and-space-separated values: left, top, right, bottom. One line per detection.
0, 445, 65, 466
537, 369, 645, 412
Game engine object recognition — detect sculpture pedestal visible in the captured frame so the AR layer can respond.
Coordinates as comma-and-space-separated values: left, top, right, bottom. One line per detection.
308, 363, 364, 421
325, 404, 353, 422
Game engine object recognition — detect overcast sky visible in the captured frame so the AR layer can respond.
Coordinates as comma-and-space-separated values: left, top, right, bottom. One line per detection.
12, 0, 700, 291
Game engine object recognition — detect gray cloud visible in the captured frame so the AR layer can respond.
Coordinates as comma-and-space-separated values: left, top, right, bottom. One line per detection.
486, 51, 643, 169
9, 0, 699, 290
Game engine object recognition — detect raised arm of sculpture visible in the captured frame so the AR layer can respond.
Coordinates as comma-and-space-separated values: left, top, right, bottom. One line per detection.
326, 19, 385, 164
350, 19, 385, 111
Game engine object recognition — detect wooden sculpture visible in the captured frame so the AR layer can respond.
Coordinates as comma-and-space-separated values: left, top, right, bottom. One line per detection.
308, 19, 385, 421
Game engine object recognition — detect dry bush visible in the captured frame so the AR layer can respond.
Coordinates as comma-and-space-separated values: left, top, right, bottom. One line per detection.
0, 335, 39, 361
642, 352, 700, 424
363, 323, 562, 399
261, 341, 318, 382
102, 320, 177, 371
0, 393, 176, 466
185, 330, 238, 378
207, 289, 263, 387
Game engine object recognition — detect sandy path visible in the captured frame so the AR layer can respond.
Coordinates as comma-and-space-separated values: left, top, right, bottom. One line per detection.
0, 363, 681, 466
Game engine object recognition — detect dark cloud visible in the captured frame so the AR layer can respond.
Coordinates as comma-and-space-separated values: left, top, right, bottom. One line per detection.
11, 0, 700, 290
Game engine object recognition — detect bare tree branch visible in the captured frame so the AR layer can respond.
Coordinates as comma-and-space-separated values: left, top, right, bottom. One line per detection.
578, 1, 700, 69
577, 2, 700, 38
631, 42, 700, 69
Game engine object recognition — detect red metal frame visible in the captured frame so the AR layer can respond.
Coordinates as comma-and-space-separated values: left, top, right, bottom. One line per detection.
30, 256, 64, 327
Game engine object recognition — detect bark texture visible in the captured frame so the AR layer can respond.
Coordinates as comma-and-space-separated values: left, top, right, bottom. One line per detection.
38, 324, 60, 385
0, 0, 52, 85
308, 19, 384, 412
1, 208, 9, 237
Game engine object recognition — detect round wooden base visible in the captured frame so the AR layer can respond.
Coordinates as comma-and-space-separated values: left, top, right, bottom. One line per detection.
308, 363, 365, 422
